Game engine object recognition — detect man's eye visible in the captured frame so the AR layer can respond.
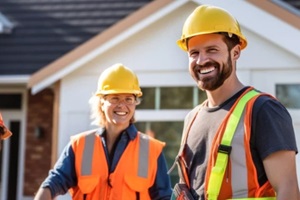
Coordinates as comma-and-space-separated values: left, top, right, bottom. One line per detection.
208, 48, 218, 53
189, 51, 198, 56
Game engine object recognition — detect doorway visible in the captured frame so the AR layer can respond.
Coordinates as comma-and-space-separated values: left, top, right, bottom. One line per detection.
0, 92, 24, 200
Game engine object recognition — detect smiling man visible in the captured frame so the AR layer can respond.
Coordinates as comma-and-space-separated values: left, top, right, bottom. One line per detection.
171, 4, 300, 200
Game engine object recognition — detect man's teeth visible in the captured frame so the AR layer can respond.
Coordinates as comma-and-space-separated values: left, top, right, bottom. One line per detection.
200, 67, 214, 74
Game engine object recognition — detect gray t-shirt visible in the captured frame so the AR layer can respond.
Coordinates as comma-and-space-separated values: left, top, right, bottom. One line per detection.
182, 87, 297, 199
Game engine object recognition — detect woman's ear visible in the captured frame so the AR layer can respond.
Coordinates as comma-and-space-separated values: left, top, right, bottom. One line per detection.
99, 98, 105, 111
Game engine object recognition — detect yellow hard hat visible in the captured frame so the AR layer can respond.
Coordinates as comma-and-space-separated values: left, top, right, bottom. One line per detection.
177, 4, 247, 51
96, 63, 142, 97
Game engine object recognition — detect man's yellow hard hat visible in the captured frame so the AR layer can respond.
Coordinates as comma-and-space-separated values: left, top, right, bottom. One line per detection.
177, 4, 247, 51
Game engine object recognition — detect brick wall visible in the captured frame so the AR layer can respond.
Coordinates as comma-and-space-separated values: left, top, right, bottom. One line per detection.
24, 89, 54, 196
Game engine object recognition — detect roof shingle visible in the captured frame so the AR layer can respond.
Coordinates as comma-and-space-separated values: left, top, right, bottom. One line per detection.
0, 0, 151, 75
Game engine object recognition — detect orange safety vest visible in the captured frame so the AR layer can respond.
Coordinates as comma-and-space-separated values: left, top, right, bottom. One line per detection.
204, 88, 276, 199
69, 130, 165, 200
172, 87, 276, 200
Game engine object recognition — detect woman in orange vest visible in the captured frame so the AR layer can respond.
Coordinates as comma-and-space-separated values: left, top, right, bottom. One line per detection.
171, 4, 300, 200
0, 113, 13, 151
34, 64, 172, 200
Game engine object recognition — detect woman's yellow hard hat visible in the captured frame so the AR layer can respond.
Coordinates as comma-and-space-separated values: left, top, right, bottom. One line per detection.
96, 63, 143, 97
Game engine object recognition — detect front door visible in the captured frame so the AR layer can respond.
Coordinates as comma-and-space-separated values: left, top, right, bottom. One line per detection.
0, 92, 24, 200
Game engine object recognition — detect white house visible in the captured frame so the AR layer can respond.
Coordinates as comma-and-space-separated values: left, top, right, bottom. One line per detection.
3, 0, 300, 199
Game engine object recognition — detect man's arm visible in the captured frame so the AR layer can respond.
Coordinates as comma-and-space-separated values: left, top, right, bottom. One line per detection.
263, 150, 300, 200
34, 187, 52, 200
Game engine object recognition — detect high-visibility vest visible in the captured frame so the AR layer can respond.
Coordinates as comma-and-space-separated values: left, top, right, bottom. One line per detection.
172, 87, 276, 200
69, 131, 165, 200
205, 88, 276, 200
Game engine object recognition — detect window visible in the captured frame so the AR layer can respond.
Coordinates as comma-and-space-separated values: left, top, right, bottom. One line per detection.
135, 86, 207, 186
161, 87, 193, 109
276, 84, 300, 109
138, 87, 206, 110
0, 94, 22, 109
138, 88, 155, 109
135, 121, 183, 187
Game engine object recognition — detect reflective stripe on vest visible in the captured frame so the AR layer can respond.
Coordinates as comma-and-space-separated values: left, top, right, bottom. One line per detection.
138, 134, 149, 178
207, 89, 260, 200
81, 132, 150, 178
81, 133, 95, 175
227, 198, 275, 200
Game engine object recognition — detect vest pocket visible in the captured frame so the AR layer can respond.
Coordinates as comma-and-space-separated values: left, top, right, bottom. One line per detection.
124, 174, 150, 192
77, 175, 99, 194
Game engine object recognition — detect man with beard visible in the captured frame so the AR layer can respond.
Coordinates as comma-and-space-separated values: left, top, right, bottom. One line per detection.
170, 4, 300, 200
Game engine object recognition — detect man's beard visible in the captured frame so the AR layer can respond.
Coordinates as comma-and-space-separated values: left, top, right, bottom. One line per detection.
195, 56, 233, 91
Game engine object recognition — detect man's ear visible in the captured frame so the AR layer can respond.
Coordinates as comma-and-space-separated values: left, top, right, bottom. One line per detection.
232, 45, 241, 60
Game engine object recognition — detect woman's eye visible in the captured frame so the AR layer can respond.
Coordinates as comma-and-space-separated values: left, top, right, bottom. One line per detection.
111, 97, 119, 103
126, 98, 134, 104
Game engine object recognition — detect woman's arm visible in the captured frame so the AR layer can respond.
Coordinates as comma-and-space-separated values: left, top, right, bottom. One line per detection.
34, 142, 77, 199
34, 187, 52, 200
149, 152, 173, 200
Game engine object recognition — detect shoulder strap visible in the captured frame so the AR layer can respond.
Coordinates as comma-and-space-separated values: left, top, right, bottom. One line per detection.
206, 88, 260, 200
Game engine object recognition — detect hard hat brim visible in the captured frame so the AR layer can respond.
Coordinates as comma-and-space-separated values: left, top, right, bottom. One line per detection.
96, 90, 143, 97
177, 33, 247, 51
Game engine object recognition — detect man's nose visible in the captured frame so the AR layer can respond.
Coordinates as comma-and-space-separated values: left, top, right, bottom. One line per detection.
196, 53, 209, 65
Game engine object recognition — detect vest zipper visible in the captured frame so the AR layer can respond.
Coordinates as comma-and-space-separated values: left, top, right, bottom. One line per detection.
106, 174, 113, 199
107, 176, 113, 187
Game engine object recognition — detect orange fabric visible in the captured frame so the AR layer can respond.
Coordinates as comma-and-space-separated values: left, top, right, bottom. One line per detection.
0, 113, 12, 139
69, 131, 165, 200
178, 156, 190, 188
204, 89, 276, 199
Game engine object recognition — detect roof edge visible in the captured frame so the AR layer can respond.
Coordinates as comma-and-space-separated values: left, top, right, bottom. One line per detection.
30, 0, 300, 95
0, 75, 29, 84
28, 0, 178, 94
247, 0, 300, 30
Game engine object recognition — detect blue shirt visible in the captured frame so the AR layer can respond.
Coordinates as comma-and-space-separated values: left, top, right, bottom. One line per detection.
41, 124, 172, 199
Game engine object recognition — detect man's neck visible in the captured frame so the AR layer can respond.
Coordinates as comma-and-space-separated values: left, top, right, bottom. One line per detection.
206, 80, 244, 107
